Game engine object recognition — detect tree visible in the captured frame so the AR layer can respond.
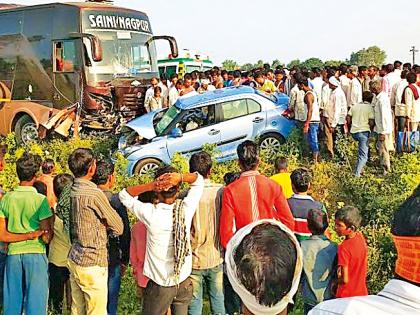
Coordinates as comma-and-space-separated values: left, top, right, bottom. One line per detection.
241, 63, 254, 71
324, 60, 343, 68
349, 46, 387, 67
222, 59, 239, 70
287, 59, 301, 69
301, 58, 324, 69
254, 60, 265, 69
271, 59, 283, 69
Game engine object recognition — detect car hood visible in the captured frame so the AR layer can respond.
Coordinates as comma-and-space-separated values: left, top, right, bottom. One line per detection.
125, 110, 161, 140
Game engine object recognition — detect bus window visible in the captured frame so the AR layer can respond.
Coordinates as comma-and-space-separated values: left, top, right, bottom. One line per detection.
54, 41, 77, 72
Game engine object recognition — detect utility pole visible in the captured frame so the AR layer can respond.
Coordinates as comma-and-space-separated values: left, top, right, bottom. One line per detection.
410, 46, 418, 65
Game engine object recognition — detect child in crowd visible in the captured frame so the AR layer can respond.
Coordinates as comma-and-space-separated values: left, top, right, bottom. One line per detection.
334, 206, 368, 298
270, 157, 294, 199
37, 158, 57, 208
147, 86, 163, 112
48, 173, 74, 314
288, 168, 327, 241
301, 209, 337, 315
0, 153, 53, 315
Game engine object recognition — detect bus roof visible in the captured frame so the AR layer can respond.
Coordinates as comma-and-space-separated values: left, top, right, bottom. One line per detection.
0, 2, 148, 16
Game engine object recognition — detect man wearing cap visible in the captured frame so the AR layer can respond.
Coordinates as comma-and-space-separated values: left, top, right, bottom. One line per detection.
225, 219, 303, 315
309, 185, 420, 314
323, 77, 348, 158
197, 79, 215, 93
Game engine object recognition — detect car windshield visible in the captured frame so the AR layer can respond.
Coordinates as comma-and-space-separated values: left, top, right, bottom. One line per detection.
155, 105, 182, 135
84, 30, 155, 79
255, 89, 278, 103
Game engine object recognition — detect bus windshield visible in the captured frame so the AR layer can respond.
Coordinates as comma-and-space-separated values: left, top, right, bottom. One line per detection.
84, 30, 156, 80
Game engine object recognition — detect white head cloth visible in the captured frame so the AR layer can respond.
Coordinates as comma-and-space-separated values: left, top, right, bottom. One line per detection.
226, 219, 303, 315
328, 76, 340, 87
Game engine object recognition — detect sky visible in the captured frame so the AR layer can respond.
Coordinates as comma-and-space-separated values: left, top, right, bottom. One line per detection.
2, 0, 420, 66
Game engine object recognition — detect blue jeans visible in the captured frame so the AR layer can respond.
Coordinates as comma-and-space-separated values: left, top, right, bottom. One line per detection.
107, 264, 122, 315
0, 252, 6, 305
4, 253, 49, 315
352, 131, 370, 176
307, 123, 320, 153
188, 264, 225, 315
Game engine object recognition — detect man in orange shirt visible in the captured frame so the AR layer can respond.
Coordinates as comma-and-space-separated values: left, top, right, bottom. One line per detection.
220, 140, 294, 248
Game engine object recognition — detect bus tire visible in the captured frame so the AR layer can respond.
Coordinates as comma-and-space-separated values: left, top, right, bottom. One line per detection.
14, 114, 38, 145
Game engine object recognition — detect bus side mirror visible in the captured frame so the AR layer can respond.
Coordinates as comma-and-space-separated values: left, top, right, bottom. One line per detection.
146, 35, 179, 58
90, 36, 103, 62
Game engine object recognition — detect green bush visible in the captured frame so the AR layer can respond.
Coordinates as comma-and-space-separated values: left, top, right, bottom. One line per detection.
0, 131, 419, 314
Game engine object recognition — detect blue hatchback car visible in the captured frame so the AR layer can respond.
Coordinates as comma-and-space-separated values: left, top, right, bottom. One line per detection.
118, 86, 295, 175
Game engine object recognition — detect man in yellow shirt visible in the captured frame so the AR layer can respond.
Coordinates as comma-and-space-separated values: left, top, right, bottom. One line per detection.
255, 71, 277, 94
270, 157, 294, 199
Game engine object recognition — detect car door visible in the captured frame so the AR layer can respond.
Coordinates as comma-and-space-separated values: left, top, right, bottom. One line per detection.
216, 98, 266, 160
166, 104, 220, 157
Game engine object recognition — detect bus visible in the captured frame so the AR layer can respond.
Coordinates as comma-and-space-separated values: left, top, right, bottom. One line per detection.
158, 49, 213, 78
0, 1, 178, 143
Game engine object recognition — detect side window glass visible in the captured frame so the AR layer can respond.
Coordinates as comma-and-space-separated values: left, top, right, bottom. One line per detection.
54, 41, 77, 72
176, 105, 215, 132
247, 99, 261, 114
221, 99, 248, 121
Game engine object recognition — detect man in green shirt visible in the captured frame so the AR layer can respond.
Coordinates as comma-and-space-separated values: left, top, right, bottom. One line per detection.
0, 153, 53, 315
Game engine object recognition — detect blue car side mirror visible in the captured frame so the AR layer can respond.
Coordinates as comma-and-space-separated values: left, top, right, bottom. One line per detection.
171, 128, 183, 138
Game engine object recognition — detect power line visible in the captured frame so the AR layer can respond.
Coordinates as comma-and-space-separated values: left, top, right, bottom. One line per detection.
410, 46, 418, 65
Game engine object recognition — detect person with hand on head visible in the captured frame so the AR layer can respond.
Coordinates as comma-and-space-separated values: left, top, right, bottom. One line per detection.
119, 164, 204, 315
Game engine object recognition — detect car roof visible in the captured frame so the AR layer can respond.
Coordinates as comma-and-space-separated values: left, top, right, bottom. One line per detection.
176, 86, 259, 109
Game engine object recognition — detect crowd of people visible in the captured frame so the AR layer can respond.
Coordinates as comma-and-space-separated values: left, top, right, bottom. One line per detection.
0, 136, 418, 315
149, 60, 419, 175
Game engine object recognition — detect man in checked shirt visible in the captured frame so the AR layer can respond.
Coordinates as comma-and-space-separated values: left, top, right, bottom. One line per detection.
67, 148, 123, 315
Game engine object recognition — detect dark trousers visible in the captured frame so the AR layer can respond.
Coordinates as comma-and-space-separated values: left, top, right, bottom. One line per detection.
142, 278, 193, 315
48, 263, 70, 314
396, 116, 407, 132
223, 273, 241, 315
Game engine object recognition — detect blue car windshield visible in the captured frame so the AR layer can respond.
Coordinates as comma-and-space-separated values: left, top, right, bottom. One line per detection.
255, 90, 278, 103
155, 105, 182, 135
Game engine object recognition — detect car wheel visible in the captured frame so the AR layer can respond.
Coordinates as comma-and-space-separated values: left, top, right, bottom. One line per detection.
133, 158, 161, 176
259, 133, 284, 156
14, 115, 38, 145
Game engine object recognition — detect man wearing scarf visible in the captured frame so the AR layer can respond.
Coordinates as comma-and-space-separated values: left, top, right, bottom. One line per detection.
309, 185, 420, 314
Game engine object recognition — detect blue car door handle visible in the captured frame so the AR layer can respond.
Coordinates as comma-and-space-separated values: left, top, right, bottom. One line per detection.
208, 129, 220, 136
253, 117, 264, 123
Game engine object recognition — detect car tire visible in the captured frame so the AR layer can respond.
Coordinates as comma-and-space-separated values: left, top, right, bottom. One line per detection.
14, 114, 38, 145
133, 158, 161, 176
259, 133, 284, 156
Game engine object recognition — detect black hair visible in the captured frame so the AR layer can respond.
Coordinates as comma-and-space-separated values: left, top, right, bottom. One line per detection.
53, 173, 74, 199
307, 209, 329, 235
358, 66, 367, 73
233, 70, 241, 78
403, 63, 412, 71
339, 65, 348, 74
275, 69, 285, 76
401, 70, 409, 80
16, 152, 42, 182
41, 158, 55, 174
385, 64, 394, 74
184, 74, 192, 81
392, 185, 420, 236
394, 60, 402, 69
406, 72, 417, 84
154, 165, 179, 199
362, 91, 374, 103
170, 73, 178, 80
189, 151, 212, 178
68, 148, 95, 178
154, 86, 162, 94
290, 168, 311, 193
234, 223, 297, 306
237, 140, 259, 171
92, 160, 115, 186
295, 74, 309, 86
335, 206, 362, 230
176, 79, 184, 86
221, 70, 228, 76
254, 72, 264, 79
224, 172, 241, 186
33, 181, 47, 196
274, 157, 288, 172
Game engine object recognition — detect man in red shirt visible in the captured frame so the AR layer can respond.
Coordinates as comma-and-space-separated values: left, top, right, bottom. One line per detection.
220, 140, 294, 248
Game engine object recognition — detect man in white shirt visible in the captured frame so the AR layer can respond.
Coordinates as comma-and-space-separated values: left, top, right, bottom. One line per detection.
371, 80, 394, 175
158, 74, 169, 107
403, 72, 420, 132
169, 79, 182, 107
310, 185, 420, 315
339, 65, 351, 102
323, 77, 348, 158
347, 91, 375, 176
289, 74, 306, 124
348, 66, 363, 108
144, 77, 159, 112
392, 70, 408, 131
309, 68, 324, 106
119, 166, 204, 314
